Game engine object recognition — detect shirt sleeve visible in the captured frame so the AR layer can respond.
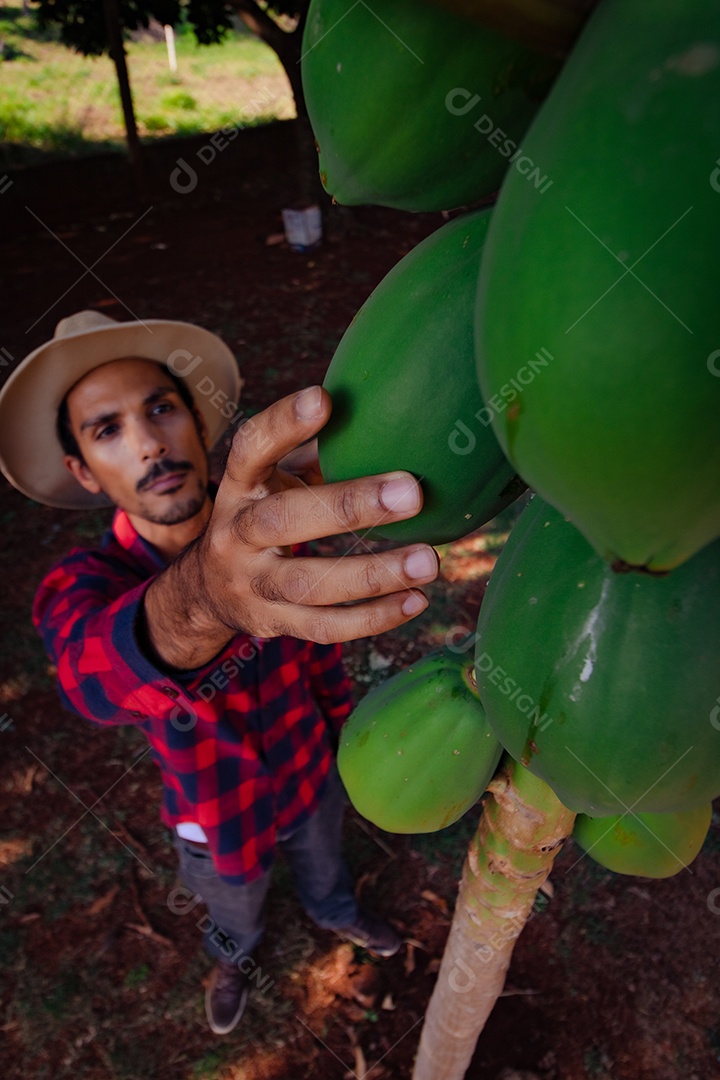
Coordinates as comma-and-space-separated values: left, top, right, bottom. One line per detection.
32, 550, 201, 728
308, 641, 354, 736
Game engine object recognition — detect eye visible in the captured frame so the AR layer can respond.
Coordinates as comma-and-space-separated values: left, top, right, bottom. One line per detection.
151, 401, 174, 416
96, 423, 118, 439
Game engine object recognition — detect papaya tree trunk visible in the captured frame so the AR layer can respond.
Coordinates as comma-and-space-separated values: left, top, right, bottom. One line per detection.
412, 760, 576, 1080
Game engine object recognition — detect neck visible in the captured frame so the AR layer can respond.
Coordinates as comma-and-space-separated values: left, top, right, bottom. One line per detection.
128, 494, 213, 561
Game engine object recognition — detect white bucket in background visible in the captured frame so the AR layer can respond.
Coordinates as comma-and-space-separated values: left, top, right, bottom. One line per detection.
281, 205, 323, 253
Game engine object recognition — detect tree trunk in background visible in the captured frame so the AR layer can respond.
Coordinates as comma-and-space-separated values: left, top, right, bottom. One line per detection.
412, 761, 576, 1080
233, 1, 323, 208
102, 0, 147, 201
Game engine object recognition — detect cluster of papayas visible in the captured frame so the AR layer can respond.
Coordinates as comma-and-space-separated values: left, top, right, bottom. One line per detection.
474, 495, 720, 816
338, 649, 502, 833
303, 0, 720, 873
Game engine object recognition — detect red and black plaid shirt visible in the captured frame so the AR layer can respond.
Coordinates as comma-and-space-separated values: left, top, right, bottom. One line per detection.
32, 508, 354, 884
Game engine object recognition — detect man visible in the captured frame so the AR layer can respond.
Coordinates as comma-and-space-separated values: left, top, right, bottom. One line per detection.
0, 311, 439, 1035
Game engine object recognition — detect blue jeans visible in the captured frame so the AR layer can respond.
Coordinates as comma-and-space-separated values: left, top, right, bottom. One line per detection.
173, 766, 359, 963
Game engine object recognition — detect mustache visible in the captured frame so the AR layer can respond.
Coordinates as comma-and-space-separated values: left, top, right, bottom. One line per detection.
137, 459, 193, 493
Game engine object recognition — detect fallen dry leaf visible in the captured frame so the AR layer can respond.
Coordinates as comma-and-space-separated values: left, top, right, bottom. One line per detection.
354, 1044, 367, 1077
87, 885, 119, 916
122, 922, 174, 948
421, 889, 449, 913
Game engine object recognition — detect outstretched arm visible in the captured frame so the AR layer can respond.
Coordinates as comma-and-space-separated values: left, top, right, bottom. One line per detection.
142, 386, 439, 670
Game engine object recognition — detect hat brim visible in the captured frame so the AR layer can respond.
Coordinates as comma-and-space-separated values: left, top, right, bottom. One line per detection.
0, 320, 242, 509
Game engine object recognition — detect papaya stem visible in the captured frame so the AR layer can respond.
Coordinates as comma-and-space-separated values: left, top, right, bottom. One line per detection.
412, 759, 576, 1080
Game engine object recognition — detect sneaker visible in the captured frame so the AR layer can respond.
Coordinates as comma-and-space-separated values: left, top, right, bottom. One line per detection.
205, 959, 250, 1035
335, 909, 402, 957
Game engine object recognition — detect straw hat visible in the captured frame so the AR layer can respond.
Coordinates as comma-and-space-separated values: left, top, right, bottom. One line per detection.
0, 310, 242, 509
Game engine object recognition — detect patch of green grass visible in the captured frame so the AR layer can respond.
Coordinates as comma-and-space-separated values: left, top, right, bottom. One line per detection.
1, 37, 28, 60
582, 1045, 616, 1080
123, 963, 151, 989
0, 8, 295, 166
190, 1048, 235, 1079
0, 4, 58, 42
0, 90, 88, 152
142, 113, 171, 132
155, 70, 182, 87
161, 89, 197, 110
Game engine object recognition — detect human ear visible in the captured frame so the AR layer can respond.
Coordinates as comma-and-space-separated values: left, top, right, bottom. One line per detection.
63, 455, 103, 495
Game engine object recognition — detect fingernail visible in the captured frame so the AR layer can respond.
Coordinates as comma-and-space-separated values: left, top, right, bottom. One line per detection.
296, 386, 323, 420
405, 547, 437, 580
380, 476, 421, 515
402, 592, 427, 617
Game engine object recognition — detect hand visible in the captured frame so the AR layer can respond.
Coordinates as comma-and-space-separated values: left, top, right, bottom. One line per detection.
278, 436, 324, 486
144, 386, 439, 669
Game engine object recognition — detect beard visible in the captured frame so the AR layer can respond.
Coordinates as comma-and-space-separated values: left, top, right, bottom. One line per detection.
128, 454, 210, 526
138, 474, 209, 525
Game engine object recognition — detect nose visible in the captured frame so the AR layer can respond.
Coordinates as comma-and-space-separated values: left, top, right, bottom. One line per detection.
131, 416, 168, 460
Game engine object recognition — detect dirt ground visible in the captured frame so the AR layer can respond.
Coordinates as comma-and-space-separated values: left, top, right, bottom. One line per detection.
1, 121, 720, 1080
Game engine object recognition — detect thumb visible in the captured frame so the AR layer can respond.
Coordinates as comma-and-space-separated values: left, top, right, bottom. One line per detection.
214, 387, 331, 516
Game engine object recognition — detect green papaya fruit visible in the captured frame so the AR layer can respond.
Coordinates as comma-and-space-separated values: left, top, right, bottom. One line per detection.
301, 0, 560, 212
475, 0, 720, 571
573, 803, 711, 879
338, 648, 502, 833
427, 0, 592, 56
319, 209, 525, 545
474, 495, 720, 816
